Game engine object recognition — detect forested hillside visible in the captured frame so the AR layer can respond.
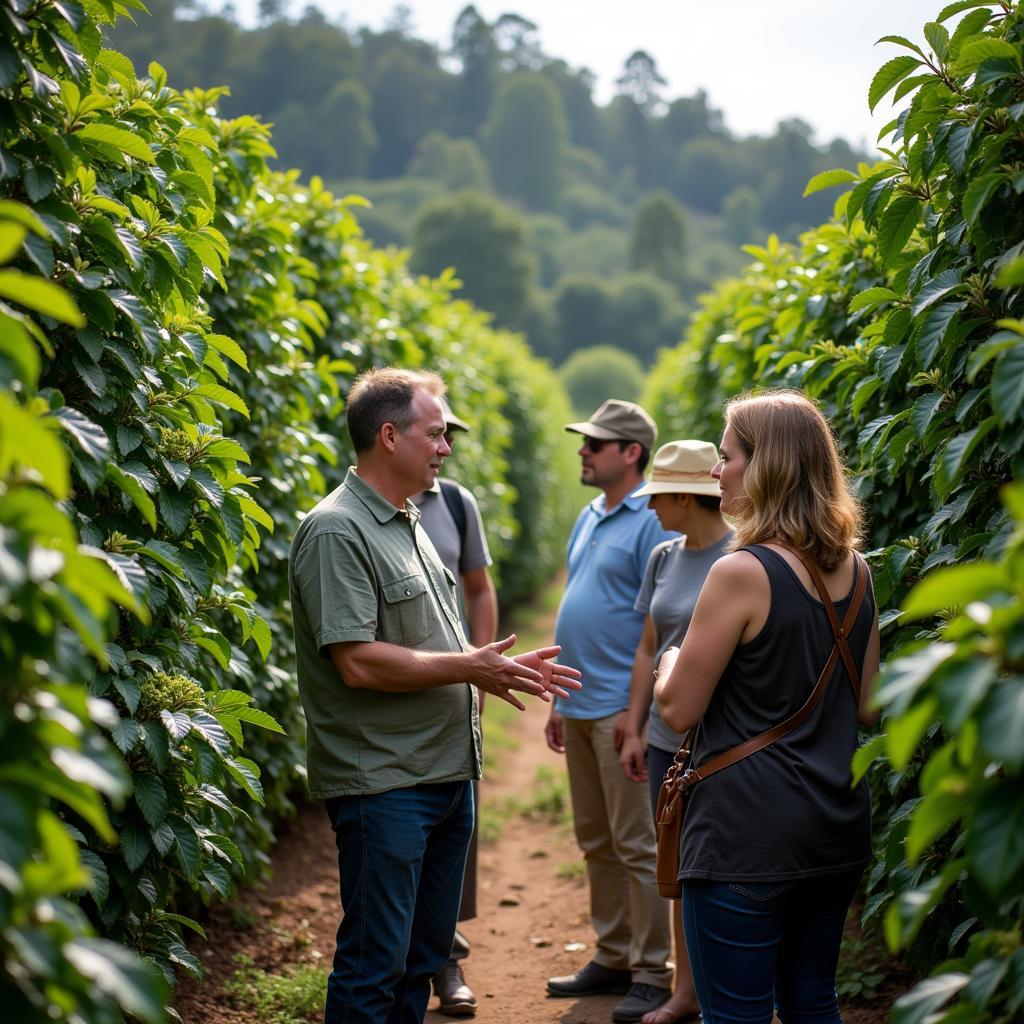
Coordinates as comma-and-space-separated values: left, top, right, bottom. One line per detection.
106, 2, 869, 369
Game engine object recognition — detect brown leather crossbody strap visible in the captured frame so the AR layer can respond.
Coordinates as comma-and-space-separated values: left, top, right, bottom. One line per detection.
680, 548, 868, 792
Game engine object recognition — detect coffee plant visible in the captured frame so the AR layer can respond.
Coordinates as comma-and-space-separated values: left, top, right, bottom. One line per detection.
645, 2, 1024, 1018
1, 0, 578, 1018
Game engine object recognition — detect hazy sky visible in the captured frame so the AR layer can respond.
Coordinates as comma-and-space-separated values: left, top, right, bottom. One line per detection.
230, 0, 950, 149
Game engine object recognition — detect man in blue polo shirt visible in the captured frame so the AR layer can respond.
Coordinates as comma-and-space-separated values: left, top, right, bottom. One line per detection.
545, 400, 677, 1024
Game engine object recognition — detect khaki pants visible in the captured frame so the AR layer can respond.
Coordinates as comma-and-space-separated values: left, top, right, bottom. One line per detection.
564, 714, 672, 987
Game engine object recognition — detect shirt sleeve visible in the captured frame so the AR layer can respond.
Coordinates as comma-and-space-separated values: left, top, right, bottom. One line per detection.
292, 528, 379, 650
635, 511, 676, 581
635, 541, 668, 615
457, 485, 492, 574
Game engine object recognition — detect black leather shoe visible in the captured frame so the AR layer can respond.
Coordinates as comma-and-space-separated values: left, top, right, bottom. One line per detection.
433, 960, 477, 1016
546, 960, 632, 997
612, 983, 672, 1022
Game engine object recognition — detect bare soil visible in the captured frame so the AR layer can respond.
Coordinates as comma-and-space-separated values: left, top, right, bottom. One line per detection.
174, 696, 900, 1024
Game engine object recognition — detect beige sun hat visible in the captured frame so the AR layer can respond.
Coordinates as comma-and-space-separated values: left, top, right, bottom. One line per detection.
634, 440, 721, 497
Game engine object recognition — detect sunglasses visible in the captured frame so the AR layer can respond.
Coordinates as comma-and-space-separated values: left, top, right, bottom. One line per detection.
582, 437, 630, 454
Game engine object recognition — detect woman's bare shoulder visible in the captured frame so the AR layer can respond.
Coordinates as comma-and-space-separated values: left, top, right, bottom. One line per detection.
707, 548, 768, 587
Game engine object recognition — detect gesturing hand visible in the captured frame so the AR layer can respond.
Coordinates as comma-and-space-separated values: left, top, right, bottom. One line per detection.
469, 636, 583, 711
513, 644, 583, 701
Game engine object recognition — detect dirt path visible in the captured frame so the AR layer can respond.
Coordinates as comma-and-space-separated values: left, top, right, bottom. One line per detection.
174, 679, 897, 1023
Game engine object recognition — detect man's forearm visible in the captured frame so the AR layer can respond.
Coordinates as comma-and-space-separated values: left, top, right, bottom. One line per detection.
328, 640, 473, 692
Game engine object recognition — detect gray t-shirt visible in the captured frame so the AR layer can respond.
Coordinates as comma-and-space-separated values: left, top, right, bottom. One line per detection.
634, 531, 734, 752
411, 480, 491, 583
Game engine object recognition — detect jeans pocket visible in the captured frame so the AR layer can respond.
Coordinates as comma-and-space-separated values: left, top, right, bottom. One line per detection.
727, 880, 795, 902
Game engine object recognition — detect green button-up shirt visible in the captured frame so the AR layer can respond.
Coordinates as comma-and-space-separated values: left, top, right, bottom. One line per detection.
288, 467, 482, 797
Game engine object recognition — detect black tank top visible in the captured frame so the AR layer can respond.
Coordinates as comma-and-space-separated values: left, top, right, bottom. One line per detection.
678, 544, 873, 882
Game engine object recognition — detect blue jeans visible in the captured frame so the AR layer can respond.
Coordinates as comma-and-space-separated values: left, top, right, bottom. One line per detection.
324, 781, 474, 1024
682, 870, 861, 1024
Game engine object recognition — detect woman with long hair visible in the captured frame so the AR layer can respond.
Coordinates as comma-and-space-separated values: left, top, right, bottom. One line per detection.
654, 390, 879, 1024
618, 439, 733, 1024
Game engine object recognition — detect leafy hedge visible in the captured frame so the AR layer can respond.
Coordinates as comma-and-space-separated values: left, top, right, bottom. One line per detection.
644, 2, 1024, 1018
1, 1, 576, 1018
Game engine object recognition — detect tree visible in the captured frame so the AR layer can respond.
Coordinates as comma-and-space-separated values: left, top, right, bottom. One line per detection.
411, 190, 536, 329
553, 274, 617, 358
722, 186, 761, 245
408, 132, 491, 192
560, 346, 646, 413
610, 274, 687, 364
615, 49, 666, 115
674, 136, 742, 213
368, 46, 446, 176
258, 0, 288, 23
542, 60, 604, 153
602, 94, 651, 183
628, 191, 688, 287
482, 73, 567, 210
494, 13, 543, 71
450, 5, 497, 136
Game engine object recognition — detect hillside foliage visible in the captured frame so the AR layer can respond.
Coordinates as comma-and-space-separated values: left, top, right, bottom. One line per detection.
645, 3, 1024, 1018
0, 0, 577, 1017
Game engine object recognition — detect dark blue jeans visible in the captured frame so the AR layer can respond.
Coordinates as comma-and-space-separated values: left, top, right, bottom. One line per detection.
324, 781, 474, 1024
682, 870, 862, 1024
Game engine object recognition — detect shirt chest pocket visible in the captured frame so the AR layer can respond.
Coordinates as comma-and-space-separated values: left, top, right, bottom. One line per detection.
381, 574, 434, 646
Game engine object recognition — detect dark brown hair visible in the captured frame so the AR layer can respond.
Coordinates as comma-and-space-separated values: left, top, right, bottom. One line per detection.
346, 368, 445, 454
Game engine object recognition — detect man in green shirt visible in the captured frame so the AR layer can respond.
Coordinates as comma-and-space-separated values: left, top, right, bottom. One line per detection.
288, 367, 581, 1024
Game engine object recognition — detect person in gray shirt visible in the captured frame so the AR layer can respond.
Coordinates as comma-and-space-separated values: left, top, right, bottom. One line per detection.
619, 440, 733, 1024
411, 400, 497, 1017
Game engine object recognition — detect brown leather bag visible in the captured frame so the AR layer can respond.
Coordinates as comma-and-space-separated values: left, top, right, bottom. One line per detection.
654, 547, 869, 899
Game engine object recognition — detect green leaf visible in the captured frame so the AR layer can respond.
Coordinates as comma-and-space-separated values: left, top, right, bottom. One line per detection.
231, 705, 285, 734
892, 973, 970, 1024
107, 463, 156, 529
54, 406, 110, 462
250, 615, 272, 660
876, 196, 922, 267
876, 34, 927, 60
914, 300, 964, 370
869, 56, 924, 112
120, 823, 150, 872
923, 22, 949, 61
907, 790, 963, 862
977, 679, 1024, 771
955, 37, 1020, 73
0, 270, 85, 326
903, 562, 1008, 618
969, 783, 1024, 895
962, 172, 1003, 225
934, 418, 997, 500
158, 488, 192, 538
0, 200, 49, 237
132, 772, 168, 828
991, 344, 1024, 424
168, 816, 201, 881
936, 0, 998, 23
76, 123, 155, 164
911, 268, 964, 316
936, 658, 998, 731
0, 394, 69, 497
886, 696, 939, 771
803, 168, 858, 197
193, 382, 250, 419
64, 938, 167, 1020
190, 710, 231, 755
851, 733, 887, 785
110, 718, 144, 756
849, 287, 898, 314
204, 437, 251, 463
967, 329, 1019, 380
205, 332, 248, 370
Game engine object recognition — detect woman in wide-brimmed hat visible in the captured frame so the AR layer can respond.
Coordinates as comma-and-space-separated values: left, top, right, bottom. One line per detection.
654, 391, 879, 1024
618, 439, 733, 1024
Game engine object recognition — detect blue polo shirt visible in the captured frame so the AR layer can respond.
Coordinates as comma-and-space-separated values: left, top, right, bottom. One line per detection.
554, 487, 677, 719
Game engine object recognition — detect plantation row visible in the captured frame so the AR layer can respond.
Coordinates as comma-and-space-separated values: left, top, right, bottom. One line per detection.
645, 3, 1024, 1020
0, 0, 578, 1019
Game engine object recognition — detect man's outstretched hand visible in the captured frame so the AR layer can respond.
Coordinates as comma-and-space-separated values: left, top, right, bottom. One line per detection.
513, 643, 583, 701
470, 635, 582, 711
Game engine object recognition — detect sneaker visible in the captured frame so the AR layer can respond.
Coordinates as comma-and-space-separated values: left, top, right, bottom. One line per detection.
546, 960, 632, 997
612, 983, 672, 1023
432, 960, 477, 1016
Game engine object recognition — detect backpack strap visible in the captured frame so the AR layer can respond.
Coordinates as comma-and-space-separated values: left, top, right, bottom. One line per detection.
439, 478, 469, 549
680, 547, 868, 793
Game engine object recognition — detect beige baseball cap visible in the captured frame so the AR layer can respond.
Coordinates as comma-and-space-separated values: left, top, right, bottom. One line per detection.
440, 397, 469, 432
634, 440, 721, 497
565, 399, 657, 450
